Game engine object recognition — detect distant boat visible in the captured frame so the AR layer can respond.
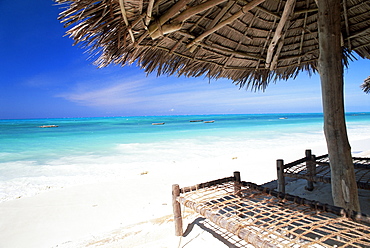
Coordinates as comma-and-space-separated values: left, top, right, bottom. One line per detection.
204, 120, 215, 123
152, 122, 165, 125
39, 125, 58, 128
190, 120, 203, 122
279, 117, 288, 119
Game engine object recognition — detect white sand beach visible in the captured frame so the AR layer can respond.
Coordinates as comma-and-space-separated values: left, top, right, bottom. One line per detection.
0, 138, 370, 248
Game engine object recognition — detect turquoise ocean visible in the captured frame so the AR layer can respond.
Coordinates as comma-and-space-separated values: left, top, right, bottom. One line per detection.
1, 113, 370, 201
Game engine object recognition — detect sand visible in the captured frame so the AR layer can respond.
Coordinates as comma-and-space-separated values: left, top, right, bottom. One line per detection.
1, 138, 370, 248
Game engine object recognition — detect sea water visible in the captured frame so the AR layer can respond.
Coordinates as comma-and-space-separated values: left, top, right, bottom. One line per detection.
1, 113, 370, 201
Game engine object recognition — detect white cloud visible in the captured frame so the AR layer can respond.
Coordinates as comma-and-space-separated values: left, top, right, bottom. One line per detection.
56, 79, 148, 107
55, 72, 324, 115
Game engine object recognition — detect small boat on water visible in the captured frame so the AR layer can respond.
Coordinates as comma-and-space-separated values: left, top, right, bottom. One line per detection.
39, 125, 59, 128
204, 120, 215, 123
190, 120, 204, 122
279, 117, 288, 120
152, 122, 165, 125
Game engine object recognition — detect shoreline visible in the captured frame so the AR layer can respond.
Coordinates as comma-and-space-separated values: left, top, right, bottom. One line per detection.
0, 137, 370, 247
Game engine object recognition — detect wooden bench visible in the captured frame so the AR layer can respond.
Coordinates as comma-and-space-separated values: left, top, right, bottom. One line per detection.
172, 172, 370, 247
276, 149, 370, 193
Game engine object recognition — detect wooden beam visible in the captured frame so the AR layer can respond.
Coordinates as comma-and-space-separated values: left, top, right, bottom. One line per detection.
225, 58, 317, 70
294, 8, 318, 15
187, 0, 266, 49
200, 43, 264, 60
255, 0, 283, 71
347, 26, 370, 40
150, 22, 183, 39
176, 30, 196, 39
237, 0, 281, 19
125, 12, 151, 47
185, 7, 214, 53
145, 0, 155, 26
265, 0, 296, 69
170, 37, 185, 53
174, 0, 227, 23
270, 2, 297, 70
269, 32, 286, 70
269, 0, 297, 71
298, 0, 310, 65
346, 0, 367, 12
255, 6, 281, 19
119, 0, 135, 43
352, 42, 370, 51
149, 0, 227, 39
147, 0, 189, 35
169, 7, 213, 53
223, 12, 258, 68
207, 0, 235, 30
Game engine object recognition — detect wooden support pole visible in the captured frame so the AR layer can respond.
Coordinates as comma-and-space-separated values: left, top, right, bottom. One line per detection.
234, 171, 241, 196
277, 159, 285, 193
172, 184, 183, 236
305, 149, 315, 191
318, 0, 360, 212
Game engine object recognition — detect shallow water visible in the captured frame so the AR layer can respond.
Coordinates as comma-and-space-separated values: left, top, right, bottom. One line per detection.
1, 113, 369, 201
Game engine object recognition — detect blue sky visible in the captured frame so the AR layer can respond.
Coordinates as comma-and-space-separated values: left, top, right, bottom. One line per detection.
1, 1, 369, 119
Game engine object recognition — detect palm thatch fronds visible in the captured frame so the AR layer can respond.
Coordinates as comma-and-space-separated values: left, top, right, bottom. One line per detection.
362, 76, 370, 94
55, 0, 370, 90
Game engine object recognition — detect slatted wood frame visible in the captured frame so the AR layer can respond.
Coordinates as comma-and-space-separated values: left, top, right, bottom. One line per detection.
174, 173, 370, 247
278, 150, 370, 193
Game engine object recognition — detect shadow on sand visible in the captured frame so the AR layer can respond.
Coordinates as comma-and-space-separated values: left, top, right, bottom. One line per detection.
182, 217, 251, 248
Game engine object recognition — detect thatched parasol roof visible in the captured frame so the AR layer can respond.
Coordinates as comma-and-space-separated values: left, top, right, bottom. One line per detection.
362, 76, 370, 93
56, 0, 370, 89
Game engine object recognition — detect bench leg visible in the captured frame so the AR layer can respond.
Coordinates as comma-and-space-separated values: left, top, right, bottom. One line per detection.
172, 184, 183, 236
277, 159, 285, 193
305, 150, 316, 191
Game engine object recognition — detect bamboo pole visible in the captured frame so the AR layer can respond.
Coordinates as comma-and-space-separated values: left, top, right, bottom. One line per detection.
172, 184, 183, 236
277, 159, 285, 193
